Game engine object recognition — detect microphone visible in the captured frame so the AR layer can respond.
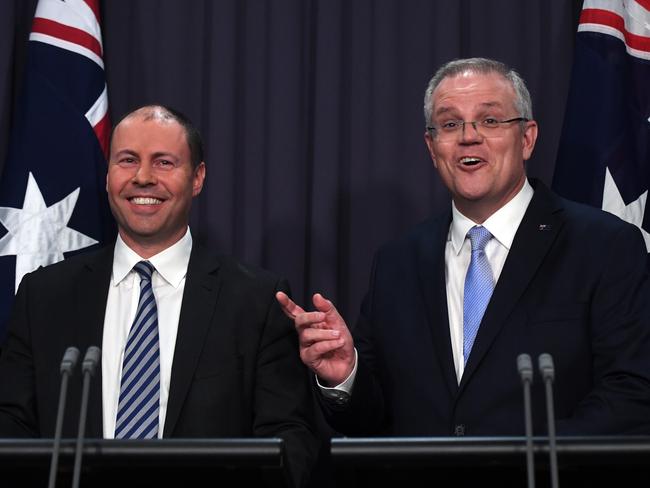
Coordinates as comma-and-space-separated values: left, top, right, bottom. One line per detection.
538, 353, 559, 488
71, 346, 101, 488
47, 347, 80, 488
517, 353, 535, 488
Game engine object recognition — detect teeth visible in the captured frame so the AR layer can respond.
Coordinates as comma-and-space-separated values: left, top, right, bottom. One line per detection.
460, 157, 482, 164
131, 197, 162, 205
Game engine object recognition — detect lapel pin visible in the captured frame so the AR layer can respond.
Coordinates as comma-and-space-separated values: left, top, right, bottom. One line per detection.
538, 224, 552, 231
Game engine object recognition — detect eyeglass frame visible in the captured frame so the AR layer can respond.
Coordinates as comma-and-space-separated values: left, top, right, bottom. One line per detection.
426, 117, 529, 140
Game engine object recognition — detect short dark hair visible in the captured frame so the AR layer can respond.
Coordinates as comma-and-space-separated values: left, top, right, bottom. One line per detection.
110, 104, 204, 167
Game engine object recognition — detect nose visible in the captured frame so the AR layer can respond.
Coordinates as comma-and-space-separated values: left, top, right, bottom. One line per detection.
460, 121, 482, 143
133, 162, 156, 185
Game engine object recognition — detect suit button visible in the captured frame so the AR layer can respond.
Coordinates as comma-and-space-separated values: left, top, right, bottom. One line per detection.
454, 424, 465, 436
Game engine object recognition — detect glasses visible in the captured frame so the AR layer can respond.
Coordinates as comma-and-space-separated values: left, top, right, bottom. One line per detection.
426, 117, 528, 141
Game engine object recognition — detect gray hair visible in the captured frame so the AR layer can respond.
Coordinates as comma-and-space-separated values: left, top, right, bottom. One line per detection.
423, 58, 533, 127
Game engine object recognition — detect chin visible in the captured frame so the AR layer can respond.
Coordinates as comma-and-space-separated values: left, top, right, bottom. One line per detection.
123, 225, 162, 240
456, 185, 490, 202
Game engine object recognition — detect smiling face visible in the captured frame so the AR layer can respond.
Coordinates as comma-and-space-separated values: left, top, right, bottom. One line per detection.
424, 71, 537, 223
107, 113, 205, 257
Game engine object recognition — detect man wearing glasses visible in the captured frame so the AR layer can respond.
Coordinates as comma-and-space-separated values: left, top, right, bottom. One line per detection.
278, 57, 650, 437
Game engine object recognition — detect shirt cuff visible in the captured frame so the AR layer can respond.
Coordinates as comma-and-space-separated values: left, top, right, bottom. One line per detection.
317, 348, 358, 403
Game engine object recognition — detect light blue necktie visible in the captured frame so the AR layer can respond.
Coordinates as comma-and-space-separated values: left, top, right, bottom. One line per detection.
463, 226, 494, 365
115, 261, 160, 439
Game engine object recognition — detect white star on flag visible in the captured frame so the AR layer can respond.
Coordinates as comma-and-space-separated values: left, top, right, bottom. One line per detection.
0, 172, 98, 292
602, 166, 650, 251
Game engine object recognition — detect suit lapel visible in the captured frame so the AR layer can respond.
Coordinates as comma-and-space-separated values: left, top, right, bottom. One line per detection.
73, 246, 113, 438
163, 244, 221, 436
415, 213, 459, 397
460, 181, 565, 389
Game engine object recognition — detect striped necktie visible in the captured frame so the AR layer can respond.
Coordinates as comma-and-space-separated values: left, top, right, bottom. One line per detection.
463, 226, 494, 365
115, 260, 160, 439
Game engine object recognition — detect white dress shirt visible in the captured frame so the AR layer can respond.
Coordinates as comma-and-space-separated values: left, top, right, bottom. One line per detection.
446, 180, 533, 381
102, 228, 192, 438
324, 179, 534, 395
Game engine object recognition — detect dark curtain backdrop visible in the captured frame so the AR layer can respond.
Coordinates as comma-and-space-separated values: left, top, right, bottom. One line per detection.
0, 0, 583, 322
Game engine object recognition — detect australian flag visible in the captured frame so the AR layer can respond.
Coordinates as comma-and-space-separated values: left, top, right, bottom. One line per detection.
553, 0, 650, 255
0, 0, 114, 340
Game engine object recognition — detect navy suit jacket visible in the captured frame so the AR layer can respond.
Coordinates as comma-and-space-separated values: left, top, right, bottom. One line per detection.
326, 180, 650, 437
0, 242, 319, 487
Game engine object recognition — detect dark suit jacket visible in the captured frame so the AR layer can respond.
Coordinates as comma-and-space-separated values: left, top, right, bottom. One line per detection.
325, 180, 650, 437
0, 242, 319, 487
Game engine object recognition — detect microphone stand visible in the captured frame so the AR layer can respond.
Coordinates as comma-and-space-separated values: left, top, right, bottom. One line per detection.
517, 353, 535, 488
71, 346, 101, 488
48, 347, 80, 488
539, 353, 559, 488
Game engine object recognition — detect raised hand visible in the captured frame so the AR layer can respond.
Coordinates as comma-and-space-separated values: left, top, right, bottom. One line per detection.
276, 292, 356, 386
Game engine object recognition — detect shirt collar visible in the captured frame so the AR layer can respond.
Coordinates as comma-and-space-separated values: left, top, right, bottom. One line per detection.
112, 228, 193, 288
449, 178, 534, 255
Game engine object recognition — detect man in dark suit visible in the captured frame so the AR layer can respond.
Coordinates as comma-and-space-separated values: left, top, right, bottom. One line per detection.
0, 105, 319, 487
277, 58, 650, 437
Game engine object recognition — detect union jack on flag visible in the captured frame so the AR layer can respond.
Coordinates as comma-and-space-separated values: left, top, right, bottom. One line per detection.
0, 0, 114, 340
553, 0, 650, 252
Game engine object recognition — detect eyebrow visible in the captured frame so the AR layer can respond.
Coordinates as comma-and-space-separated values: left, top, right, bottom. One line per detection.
151, 151, 179, 161
112, 149, 138, 159
435, 101, 504, 116
111, 149, 180, 161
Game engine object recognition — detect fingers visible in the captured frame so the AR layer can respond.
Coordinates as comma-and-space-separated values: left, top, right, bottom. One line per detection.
284, 292, 354, 384
312, 293, 335, 313
279, 291, 335, 316
294, 311, 327, 329
299, 327, 340, 348
275, 291, 305, 319
300, 339, 347, 366
278, 291, 349, 334
312, 293, 348, 331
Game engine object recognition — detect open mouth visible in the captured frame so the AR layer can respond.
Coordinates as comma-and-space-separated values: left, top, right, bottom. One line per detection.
129, 197, 163, 205
459, 157, 484, 167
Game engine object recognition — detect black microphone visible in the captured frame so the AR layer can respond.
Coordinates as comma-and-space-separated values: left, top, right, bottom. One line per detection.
538, 353, 559, 488
71, 346, 101, 488
517, 353, 535, 488
47, 347, 80, 488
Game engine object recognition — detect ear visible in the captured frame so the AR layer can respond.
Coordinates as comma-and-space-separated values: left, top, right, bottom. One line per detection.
424, 130, 438, 168
192, 162, 206, 196
521, 120, 538, 161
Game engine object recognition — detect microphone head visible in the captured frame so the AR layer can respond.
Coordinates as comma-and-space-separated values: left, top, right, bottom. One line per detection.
517, 353, 533, 383
538, 353, 555, 381
60, 347, 80, 374
82, 346, 101, 375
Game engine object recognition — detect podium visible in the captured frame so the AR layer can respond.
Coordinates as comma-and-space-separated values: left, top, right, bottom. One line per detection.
330, 436, 650, 487
0, 438, 289, 487
3, 436, 649, 487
